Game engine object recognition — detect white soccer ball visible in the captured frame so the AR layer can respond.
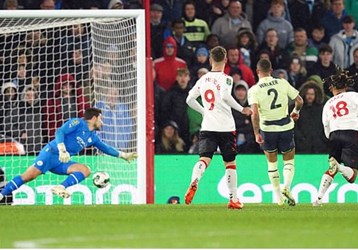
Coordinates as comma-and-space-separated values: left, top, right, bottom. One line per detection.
92, 171, 110, 188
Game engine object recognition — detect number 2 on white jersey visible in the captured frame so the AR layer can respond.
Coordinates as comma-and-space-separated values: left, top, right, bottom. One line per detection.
330, 101, 349, 119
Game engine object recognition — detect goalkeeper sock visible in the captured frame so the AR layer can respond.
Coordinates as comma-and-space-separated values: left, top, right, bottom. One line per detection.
267, 161, 282, 203
317, 173, 333, 200
226, 165, 238, 202
61, 172, 86, 188
337, 164, 356, 183
0, 175, 24, 196
283, 159, 295, 190
191, 160, 207, 183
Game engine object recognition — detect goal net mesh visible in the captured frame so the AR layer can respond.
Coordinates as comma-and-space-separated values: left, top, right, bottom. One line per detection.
0, 15, 141, 205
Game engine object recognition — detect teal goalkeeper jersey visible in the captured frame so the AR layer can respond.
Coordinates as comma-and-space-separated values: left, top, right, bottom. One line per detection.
48, 118, 120, 157
248, 76, 299, 132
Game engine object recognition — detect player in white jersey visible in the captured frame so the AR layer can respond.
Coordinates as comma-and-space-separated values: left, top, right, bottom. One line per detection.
248, 59, 303, 206
184, 46, 252, 209
313, 68, 358, 206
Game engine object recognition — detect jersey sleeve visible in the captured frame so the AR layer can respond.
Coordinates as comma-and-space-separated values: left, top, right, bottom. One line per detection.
220, 76, 244, 112
220, 76, 234, 97
187, 81, 201, 100
247, 86, 258, 105
186, 80, 204, 114
55, 118, 82, 145
322, 104, 330, 138
285, 80, 299, 100
93, 134, 120, 157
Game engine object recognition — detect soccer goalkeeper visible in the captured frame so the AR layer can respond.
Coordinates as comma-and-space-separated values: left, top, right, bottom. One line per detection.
0, 107, 137, 200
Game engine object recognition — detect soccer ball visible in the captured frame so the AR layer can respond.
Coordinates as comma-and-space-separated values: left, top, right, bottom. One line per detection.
92, 171, 110, 188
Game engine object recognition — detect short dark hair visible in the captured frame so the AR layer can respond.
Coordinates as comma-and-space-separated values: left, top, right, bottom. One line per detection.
84, 107, 102, 120
294, 27, 306, 34
183, 0, 195, 8
271, 0, 284, 6
319, 44, 333, 54
265, 28, 278, 36
210, 46, 226, 63
342, 15, 355, 24
176, 67, 190, 76
258, 49, 270, 57
206, 34, 220, 43
312, 24, 325, 32
229, 0, 241, 6
353, 47, 358, 55
172, 19, 185, 28
230, 67, 242, 76
257, 59, 272, 73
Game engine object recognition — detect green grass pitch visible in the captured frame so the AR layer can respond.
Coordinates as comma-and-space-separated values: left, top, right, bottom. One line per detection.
1, 203, 358, 248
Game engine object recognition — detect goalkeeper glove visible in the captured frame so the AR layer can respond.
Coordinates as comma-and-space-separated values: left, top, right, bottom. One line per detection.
120, 152, 138, 163
57, 143, 70, 163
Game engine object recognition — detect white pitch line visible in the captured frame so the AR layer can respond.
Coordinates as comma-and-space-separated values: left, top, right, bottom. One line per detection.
13, 230, 239, 248
13, 238, 58, 248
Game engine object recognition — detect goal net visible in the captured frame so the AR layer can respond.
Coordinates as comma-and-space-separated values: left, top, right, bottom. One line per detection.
0, 10, 147, 205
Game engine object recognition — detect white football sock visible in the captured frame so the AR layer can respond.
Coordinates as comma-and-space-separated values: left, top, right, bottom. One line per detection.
0, 193, 3, 201
317, 174, 333, 200
267, 161, 282, 203
191, 160, 206, 183
337, 164, 355, 182
226, 167, 238, 202
283, 159, 295, 190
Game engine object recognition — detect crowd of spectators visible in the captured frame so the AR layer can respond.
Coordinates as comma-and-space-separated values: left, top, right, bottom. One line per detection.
0, 0, 358, 155
0, 0, 142, 10
152, 0, 358, 154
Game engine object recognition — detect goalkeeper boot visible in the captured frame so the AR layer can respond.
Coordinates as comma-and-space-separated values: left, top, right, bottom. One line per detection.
328, 157, 339, 176
312, 199, 323, 207
282, 188, 296, 206
184, 180, 198, 205
51, 185, 71, 199
227, 199, 243, 209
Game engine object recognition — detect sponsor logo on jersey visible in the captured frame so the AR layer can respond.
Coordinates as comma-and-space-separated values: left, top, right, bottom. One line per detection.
88, 137, 92, 143
76, 136, 86, 148
226, 78, 232, 86
70, 119, 80, 127
37, 161, 43, 166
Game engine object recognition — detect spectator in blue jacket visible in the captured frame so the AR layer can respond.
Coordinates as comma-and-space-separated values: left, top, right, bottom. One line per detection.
321, 0, 347, 41
95, 86, 134, 151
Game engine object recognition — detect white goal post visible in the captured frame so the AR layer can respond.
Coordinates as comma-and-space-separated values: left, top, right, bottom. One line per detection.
0, 10, 148, 205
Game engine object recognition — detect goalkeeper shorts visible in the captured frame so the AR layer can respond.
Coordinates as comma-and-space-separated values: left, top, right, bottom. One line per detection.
33, 145, 76, 174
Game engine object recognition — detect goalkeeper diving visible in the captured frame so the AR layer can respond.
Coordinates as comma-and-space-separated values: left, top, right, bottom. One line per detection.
0, 107, 137, 200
